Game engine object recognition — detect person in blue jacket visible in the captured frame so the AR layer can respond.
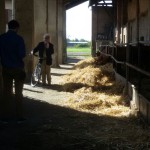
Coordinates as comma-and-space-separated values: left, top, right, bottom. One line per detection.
0, 20, 26, 122
32, 33, 54, 86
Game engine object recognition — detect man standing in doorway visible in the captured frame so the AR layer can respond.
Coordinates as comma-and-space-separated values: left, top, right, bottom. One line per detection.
0, 20, 26, 122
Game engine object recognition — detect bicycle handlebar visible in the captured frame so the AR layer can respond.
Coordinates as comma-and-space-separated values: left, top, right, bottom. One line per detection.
33, 54, 46, 60
33, 54, 38, 57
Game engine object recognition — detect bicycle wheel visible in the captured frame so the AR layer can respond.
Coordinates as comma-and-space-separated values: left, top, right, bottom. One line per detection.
31, 63, 41, 87
31, 73, 38, 87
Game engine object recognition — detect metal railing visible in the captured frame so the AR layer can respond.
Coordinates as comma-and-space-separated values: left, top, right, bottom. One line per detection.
98, 42, 150, 78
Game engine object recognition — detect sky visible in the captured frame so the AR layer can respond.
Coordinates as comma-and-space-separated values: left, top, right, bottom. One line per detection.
66, 1, 92, 41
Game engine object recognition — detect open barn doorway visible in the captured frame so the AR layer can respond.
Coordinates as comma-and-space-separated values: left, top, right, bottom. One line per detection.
66, 1, 92, 64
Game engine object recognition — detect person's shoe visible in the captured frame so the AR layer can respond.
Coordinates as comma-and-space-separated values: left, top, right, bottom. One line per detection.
48, 81, 51, 85
42, 83, 46, 86
47, 81, 51, 86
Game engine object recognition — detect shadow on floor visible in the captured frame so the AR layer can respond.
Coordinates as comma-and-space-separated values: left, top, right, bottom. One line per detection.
67, 57, 83, 64
0, 96, 143, 150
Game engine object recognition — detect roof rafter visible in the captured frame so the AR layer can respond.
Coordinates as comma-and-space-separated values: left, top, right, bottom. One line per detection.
89, 0, 113, 7
64, 0, 88, 10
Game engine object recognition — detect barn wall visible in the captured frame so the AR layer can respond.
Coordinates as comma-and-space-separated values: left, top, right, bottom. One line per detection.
92, 7, 113, 56
34, 0, 47, 44
0, 0, 6, 34
140, 0, 148, 15
57, 0, 66, 65
96, 9, 113, 33
91, 7, 98, 56
127, 0, 150, 42
119, 0, 128, 44
138, 0, 150, 41
15, 0, 34, 80
47, 0, 58, 66
33, 0, 49, 69
112, 0, 150, 124
5, 0, 12, 10
129, 12, 149, 42
139, 15, 149, 41
129, 21, 137, 42
117, 0, 150, 123
128, 0, 137, 21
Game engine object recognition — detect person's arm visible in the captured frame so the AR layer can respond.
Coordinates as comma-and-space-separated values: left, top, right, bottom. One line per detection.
32, 42, 41, 55
50, 44, 54, 55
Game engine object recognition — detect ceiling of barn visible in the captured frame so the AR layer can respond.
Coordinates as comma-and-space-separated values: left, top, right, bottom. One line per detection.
64, 0, 113, 9
64, 0, 88, 10
89, 0, 113, 7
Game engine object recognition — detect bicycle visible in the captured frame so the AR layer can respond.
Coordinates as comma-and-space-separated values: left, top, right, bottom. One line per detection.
31, 54, 45, 87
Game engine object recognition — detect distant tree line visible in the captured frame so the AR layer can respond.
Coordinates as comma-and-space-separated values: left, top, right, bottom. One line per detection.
67, 38, 91, 48
67, 38, 89, 42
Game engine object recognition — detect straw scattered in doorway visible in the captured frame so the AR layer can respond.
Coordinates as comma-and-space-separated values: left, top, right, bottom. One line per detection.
61, 57, 130, 116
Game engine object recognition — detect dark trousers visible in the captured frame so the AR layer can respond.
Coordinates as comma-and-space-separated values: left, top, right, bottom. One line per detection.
1, 67, 26, 119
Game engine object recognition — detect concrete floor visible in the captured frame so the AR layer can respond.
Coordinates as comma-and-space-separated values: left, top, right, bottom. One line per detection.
23, 63, 74, 106
0, 56, 150, 150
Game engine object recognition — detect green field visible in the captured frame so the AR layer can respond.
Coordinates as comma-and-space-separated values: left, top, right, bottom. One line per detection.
67, 47, 91, 53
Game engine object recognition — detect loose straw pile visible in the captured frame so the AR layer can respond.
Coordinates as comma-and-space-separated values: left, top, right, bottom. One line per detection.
61, 57, 128, 117
61, 57, 150, 148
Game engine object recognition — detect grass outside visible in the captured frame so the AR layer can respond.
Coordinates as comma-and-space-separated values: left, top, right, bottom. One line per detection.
67, 47, 91, 53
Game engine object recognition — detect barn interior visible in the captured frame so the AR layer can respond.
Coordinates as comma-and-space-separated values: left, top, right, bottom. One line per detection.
1, 0, 150, 149
0, 0, 150, 132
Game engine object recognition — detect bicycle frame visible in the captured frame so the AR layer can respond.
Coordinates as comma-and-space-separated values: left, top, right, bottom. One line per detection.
31, 54, 46, 87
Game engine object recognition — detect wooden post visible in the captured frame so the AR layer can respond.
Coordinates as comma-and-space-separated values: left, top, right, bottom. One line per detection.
0, 0, 6, 95
0, 0, 6, 34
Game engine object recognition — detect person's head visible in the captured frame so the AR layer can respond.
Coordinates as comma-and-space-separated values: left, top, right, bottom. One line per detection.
43, 33, 50, 43
8, 20, 20, 32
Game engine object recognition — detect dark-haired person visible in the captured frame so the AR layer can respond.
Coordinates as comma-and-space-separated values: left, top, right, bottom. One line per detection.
0, 20, 26, 122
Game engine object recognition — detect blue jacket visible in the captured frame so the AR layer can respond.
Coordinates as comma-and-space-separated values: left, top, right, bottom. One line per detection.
0, 30, 26, 69
33, 42, 54, 65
